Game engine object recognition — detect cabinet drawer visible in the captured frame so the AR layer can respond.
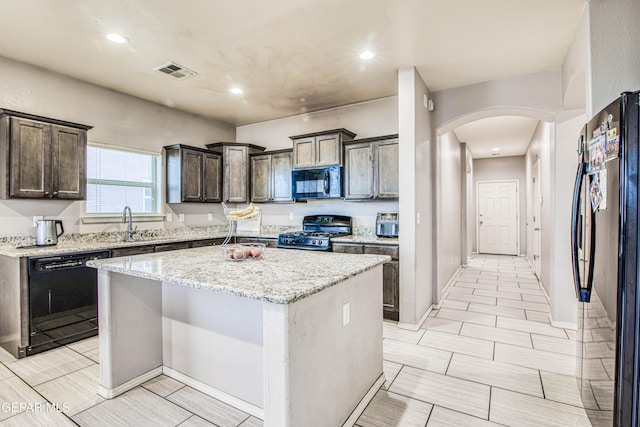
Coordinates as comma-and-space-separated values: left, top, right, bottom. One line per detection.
110, 245, 155, 257
363, 244, 399, 260
155, 242, 190, 252
332, 243, 364, 254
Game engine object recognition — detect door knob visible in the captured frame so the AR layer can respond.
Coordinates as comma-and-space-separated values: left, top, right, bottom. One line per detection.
479, 221, 483, 225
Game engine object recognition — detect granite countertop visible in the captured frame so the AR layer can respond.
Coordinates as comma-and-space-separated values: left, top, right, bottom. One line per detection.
0, 226, 397, 258
331, 235, 399, 245
0, 226, 295, 258
0, 231, 225, 258
88, 246, 390, 304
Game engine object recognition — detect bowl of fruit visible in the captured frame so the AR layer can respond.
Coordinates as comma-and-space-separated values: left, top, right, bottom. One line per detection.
221, 243, 265, 261
242, 243, 266, 259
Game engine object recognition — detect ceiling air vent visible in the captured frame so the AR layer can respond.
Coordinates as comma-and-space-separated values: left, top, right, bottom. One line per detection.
154, 62, 197, 79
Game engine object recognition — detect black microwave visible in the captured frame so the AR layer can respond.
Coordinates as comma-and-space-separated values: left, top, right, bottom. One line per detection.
292, 166, 342, 199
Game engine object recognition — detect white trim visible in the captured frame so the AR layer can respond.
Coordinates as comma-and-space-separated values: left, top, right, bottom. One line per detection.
163, 367, 264, 419
88, 141, 161, 156
538, 279, 551, 303
549, 315, 578, 330
82, 214, 165, 224
80, 214, 165, 224
398, 306, 432, 331
476, 179, 520, 256
97, 366, 162, 399
341, 374, 385, 427
436, 265, 463, 308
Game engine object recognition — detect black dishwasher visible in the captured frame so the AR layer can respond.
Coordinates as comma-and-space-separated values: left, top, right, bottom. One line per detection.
27, 250, 109, 355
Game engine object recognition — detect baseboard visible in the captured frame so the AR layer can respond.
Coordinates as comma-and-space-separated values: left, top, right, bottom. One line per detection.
98, 366, 163, 399
437, 265, 463, 307
549, 314, 578, 330
163, 367, 263, 419
398, 306, 432, 331
342, 374, 385, 427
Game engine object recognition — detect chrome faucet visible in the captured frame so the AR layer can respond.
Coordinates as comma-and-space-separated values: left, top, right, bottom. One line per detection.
122, 206, 137, 241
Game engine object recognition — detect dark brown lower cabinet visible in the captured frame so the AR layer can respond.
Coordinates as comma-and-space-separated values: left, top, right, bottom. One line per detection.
332, 242, 400, 320
110, 238, 225, 257
235, 237, 278, 248
382, 260, 399, 321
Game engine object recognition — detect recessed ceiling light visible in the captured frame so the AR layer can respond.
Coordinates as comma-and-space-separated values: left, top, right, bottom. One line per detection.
492, 147, 500, 152
106, 33, 129, 44
229, 87, 243, 95
359, 51, 374, 60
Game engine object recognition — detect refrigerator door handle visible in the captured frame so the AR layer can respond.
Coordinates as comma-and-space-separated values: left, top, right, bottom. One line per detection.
571, 162, 593, 302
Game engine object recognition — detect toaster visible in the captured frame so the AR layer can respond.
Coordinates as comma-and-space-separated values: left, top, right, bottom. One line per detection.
376, 212, 399, 237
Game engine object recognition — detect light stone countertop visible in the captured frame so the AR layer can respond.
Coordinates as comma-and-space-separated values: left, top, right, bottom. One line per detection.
0, 226, 397, 258
331, 235, 399, 245
0, 226, 291, 258
87, 246, 390, 304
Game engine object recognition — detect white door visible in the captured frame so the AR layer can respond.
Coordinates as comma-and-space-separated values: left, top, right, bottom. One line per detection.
532, 159, 542, 276
477, 181, 519, 255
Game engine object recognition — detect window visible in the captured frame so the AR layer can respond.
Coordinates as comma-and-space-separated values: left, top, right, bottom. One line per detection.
86, 144, 161, 215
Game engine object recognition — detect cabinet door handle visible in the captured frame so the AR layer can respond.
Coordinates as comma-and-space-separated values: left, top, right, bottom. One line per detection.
52, 191, 58, 196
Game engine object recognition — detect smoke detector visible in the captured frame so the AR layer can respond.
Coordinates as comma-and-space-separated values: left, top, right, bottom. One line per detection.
154, 62, 197, 79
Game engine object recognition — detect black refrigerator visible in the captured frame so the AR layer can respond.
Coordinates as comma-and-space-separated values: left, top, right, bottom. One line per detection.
572, 90, 640, 427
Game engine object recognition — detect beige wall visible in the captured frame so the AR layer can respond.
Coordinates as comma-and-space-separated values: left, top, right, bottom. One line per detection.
236, 96, 399, 231
436, 132, 462, 299
237, 97, 398, 149
0, 56, 236, 237
398, 67, 434, 328
472, 156, 526, 255
588, 0, 640, 116
550, 112, 585, 327
525, 122, 553, 293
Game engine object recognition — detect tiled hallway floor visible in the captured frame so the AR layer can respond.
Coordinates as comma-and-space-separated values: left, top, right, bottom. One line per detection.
0, 255, 596, 426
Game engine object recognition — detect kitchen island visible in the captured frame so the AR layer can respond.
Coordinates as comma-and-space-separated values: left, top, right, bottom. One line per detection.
88, 246, 389, 427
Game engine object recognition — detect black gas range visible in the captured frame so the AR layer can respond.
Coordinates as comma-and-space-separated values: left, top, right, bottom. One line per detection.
277, 215, 352, 251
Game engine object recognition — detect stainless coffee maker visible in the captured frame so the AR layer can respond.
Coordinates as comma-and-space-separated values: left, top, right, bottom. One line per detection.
36, 219, 64, 246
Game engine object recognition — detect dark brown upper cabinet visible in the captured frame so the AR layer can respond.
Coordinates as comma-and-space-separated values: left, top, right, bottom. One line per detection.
164, 144, 222, 203
289, 128, 356, 169
250, 149, 293, 203
344, 134, 399, 200
206, 142, 265, 204
0, 109, 92, 199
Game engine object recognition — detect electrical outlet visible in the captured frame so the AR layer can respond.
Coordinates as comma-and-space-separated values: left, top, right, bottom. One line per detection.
342, 302, 350, 326
208, 213, 213, 221
166, 213, 173, 222
289, 212, 294, 221
179, 214, 185, 222
33, 216, 43, 227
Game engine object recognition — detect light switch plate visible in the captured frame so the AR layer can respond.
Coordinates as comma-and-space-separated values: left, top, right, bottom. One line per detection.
208, 213, 213, 221
166, 213, 173, 222
179, 214, 185, 222
289, 212, 294, 221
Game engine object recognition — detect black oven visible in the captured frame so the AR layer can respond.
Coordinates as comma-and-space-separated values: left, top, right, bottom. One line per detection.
292, 166, 342, 199
27, 250, 109, 355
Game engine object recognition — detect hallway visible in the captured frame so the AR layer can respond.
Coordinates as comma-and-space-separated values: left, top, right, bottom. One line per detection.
356, 254, 598, 427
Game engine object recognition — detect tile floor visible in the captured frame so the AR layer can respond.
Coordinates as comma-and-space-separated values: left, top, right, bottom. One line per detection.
0, 255, 597, 426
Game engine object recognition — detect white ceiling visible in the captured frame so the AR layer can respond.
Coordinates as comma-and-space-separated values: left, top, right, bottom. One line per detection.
0, 0, 585, 155
454, 116, 540, 159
